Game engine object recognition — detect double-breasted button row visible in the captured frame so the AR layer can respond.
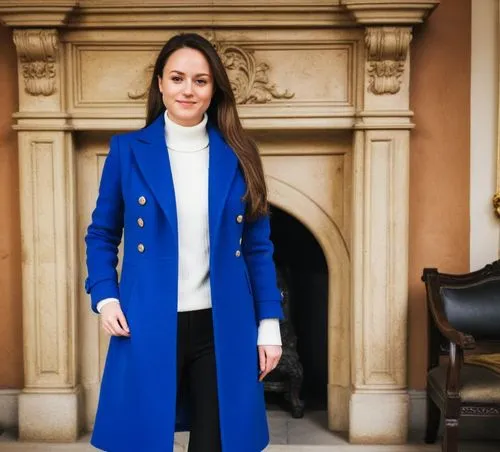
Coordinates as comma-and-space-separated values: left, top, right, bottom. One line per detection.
137, 196, 147, 251
234, 214, 243, 256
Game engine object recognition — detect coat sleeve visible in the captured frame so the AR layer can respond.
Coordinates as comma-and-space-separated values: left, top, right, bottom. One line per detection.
242, 213, 284, 321
84, 135, 124, 313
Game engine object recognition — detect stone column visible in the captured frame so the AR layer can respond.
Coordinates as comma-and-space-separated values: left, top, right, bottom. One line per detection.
12, 28, 81, 441
350, 26, 412, 444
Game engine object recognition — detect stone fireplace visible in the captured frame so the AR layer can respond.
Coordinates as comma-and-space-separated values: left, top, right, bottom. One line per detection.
0, 0, 439, 445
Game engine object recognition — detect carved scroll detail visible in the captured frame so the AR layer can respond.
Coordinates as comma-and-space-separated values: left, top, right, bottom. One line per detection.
13, 29, 58, 97
128, 36, 294, 104
214, 42, 294, 104
365, 27, 412, 95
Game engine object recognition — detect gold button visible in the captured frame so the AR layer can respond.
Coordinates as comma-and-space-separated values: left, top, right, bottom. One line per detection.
235, 250, 241, 257
138, 196, 147, 206
137, 243, 145, 253
137, 217, 144, 228
236, 214, 243, 223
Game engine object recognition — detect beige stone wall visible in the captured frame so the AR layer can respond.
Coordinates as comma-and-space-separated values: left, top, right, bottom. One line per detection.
0, 0, 471, 396
408, 0, 471, 390
0, 25, 23, 389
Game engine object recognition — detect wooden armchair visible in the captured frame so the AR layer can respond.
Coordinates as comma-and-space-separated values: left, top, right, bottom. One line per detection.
422, 261, 500, 452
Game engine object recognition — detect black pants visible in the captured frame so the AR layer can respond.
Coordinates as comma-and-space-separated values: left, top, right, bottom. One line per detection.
177, 308, 222, 452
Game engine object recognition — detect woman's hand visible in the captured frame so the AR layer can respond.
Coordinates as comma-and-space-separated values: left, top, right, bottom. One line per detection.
100, 302, 130, 337
258, 345, 282, 381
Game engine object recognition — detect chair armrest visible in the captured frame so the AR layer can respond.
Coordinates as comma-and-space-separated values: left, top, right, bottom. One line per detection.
433, 316, 475, 350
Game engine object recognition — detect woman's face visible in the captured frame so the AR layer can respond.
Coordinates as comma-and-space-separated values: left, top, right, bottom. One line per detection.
158, 47, 214, 127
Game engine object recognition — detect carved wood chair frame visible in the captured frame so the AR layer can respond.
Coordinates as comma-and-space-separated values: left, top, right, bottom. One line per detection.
422, 261, 500, 452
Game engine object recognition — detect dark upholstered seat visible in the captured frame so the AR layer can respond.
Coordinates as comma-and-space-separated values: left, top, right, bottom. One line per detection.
422, 261, 500, 452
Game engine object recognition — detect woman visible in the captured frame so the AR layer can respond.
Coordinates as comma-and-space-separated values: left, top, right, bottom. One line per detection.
85, 33, 284, 452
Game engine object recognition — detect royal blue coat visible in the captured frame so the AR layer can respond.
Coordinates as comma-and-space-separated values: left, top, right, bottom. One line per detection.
84, 113, 284, 452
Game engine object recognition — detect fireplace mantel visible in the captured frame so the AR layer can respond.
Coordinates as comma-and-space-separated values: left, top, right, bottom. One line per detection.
0, 1, 438, 28
0, 0, 438, 446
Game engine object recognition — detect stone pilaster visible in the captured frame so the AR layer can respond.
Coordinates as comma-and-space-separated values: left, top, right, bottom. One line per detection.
349, 26, 413, 444
12, 28, 81, 441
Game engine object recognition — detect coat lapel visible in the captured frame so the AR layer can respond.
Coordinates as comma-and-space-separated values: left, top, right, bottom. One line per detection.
208, 124, 238, 248
131, 114, 238, 245
132, 114, 178, 236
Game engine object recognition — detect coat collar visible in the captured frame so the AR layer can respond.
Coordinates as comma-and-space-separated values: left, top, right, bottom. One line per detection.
132, 113, 238, 245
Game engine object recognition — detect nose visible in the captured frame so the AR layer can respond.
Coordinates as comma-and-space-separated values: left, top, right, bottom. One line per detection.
183, 80, 193, 96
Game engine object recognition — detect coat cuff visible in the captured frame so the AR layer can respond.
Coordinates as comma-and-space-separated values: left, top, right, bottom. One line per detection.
257, 318, 281, 346
255, 300, 284, 321
86, 279, 120, 314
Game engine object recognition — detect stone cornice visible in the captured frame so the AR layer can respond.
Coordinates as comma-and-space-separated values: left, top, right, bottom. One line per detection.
340, 0, 440, 24
0, 0, 439, 29
0, 1, 77, 27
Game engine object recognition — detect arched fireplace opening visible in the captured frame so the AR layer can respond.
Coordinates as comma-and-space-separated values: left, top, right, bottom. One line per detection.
265, 205, 329, 413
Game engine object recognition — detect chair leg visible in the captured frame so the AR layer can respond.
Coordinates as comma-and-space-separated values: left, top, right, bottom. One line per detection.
425, 393, 441, 444
442, 418, 459, 452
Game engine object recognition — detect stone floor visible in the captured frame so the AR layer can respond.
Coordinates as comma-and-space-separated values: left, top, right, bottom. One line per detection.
0, 411, 499, 451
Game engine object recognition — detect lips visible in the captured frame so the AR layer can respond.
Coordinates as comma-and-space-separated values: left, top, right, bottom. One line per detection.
176, 100, 196, 106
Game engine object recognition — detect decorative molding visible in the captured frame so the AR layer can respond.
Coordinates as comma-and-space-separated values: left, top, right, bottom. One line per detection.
361, 136, 406, 387
365, 27, 412, 95
13, 29, 58, 97
340, 0, 440, 25
0, 1, 76, 27
0, 1, 440, 29
127, 64, 154, 101
493, 192, 500, 218
20, 2, 351, 29
215, 42, 295, 104
461, 406, 500, 416
127, 39, 294, 105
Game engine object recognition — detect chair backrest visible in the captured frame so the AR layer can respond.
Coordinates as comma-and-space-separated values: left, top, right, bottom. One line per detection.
441, 277, 500, 341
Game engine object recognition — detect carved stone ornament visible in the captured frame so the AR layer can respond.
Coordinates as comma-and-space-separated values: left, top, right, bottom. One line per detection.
13, 29, 58, 97
493, 192, 500, 218
128, 35, 294, 104
365, 27, 412, 95
128, 64, 154, 101
213, 41, 294, 104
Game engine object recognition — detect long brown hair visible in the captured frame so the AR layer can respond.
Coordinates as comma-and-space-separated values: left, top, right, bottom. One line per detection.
145, 33, 268, 220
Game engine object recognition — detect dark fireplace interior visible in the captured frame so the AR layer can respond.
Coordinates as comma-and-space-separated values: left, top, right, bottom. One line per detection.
265, 205, 328, 412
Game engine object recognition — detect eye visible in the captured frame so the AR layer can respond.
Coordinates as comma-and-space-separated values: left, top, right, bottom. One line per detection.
196, 79, 208, 86
171, 76, 183, 83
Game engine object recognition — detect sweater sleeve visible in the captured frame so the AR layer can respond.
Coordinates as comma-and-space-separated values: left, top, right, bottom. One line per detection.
96, 298, 120, 313
257, 318, 282, 345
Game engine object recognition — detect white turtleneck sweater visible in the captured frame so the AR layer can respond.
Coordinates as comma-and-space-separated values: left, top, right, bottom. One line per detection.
97, 111, 281, 346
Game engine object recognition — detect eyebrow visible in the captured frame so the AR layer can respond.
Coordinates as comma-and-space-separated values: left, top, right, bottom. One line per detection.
169, 70, 211, 77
